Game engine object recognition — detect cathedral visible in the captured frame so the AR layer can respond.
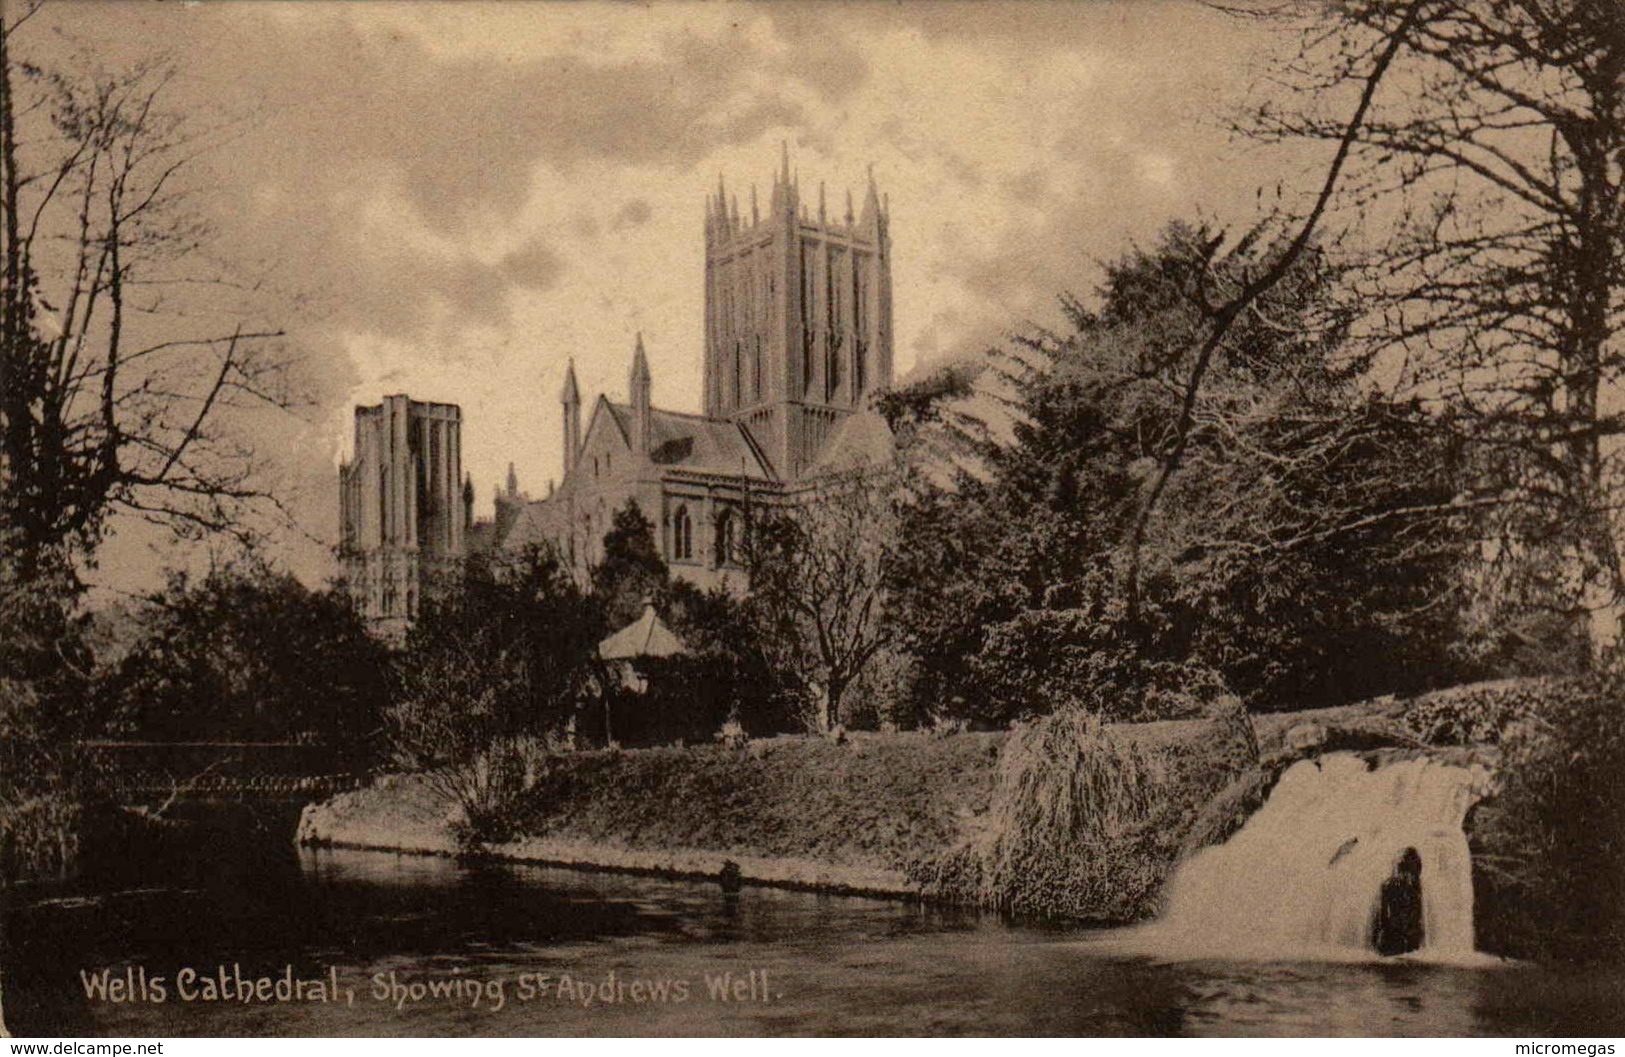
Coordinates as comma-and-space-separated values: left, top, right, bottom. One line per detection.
340, 148, 897, 627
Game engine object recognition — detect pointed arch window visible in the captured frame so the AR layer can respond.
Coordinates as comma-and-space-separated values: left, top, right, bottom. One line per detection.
753, 336, 763, 401
714, 508, 736, 568
673, 504, 694, 562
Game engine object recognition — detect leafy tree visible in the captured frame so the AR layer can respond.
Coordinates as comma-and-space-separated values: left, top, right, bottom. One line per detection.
96, 558, 392, 754
660, 579, 802, 737
387, 544, 599, 770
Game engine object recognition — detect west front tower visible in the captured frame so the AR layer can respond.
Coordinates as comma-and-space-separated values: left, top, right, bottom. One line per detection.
703, 145, 893, 481
339, 395, 467, 634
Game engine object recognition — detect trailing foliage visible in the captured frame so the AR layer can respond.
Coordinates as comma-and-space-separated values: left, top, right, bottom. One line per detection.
0, 544, 104, 882
910, 708, 1175, 920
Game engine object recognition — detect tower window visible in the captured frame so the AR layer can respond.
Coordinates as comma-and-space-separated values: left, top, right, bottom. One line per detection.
673, 504, 693, 562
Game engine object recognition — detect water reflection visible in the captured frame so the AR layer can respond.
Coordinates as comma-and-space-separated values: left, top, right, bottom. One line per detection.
3, 846, 1621, 1037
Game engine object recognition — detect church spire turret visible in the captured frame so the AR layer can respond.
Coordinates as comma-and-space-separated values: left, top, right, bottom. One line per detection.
630, 332, 652, 457
560, 358, 581, 476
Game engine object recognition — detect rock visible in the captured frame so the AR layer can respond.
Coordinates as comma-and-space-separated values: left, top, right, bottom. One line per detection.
1286, 722, 1329, 752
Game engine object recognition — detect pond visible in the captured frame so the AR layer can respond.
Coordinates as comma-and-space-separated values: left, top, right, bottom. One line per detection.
5, 846, 1622, 1037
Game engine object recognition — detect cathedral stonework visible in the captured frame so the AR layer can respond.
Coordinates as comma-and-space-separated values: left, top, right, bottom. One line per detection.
340, 150, 897, 620
338, 395, 471, 633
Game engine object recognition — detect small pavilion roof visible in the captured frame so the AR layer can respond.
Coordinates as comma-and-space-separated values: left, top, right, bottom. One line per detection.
598, 602, 688, 661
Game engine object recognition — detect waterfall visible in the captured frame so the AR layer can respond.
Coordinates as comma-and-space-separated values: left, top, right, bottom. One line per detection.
1126, 752, 1494, 963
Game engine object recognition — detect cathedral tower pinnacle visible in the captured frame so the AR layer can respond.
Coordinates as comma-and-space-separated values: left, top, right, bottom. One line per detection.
702, 149, 893, 480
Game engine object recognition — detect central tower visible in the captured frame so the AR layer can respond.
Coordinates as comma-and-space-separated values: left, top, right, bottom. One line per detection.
703, 145, 893, 481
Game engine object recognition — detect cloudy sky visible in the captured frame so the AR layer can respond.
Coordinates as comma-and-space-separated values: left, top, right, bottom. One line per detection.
36, 1, 1316, 595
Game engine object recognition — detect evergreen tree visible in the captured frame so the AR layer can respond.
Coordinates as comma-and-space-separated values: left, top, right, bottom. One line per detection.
590, 500, 669, 630
889, 221, 1475, 723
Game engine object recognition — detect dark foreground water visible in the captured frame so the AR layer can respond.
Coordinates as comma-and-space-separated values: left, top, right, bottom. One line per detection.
5, 845, 1623, 1037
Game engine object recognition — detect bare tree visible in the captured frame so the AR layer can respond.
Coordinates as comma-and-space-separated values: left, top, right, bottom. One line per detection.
745, 473, 898, 732
1120, 0, 1430, 626
0, 4, 290, 594
1233, 0, 1625, 642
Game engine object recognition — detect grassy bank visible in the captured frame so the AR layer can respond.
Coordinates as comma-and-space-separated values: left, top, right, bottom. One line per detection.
300, 732, 1006, 893
299, 700, 1404, 902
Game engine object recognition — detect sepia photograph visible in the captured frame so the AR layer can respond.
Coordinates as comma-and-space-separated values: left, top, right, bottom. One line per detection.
0, 0, 1622, 1041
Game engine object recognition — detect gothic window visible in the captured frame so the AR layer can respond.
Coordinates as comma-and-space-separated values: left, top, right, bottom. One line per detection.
826, 251, 837, 332
673, 504, 693, 562
753, 336, 762, 401
733, 341, 742, 407
714, 508, 736, 567
827, 332, 842, 401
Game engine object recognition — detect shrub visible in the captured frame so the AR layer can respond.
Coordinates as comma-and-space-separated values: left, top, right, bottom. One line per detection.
438, 737, 554, 852
1400, 678, 1553, 746
1468, 674, 1625, 963
715, 716, 748, 750
0, 792, 83, 883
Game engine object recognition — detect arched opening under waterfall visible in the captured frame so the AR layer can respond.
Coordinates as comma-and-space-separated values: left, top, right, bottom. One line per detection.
1372, 847, 1424, 956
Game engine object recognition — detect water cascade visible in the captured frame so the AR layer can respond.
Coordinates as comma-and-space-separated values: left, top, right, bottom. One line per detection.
1142, 752, 1491, 962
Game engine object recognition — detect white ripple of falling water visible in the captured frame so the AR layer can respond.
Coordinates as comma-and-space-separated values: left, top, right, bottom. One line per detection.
1112, 752, 1500, 965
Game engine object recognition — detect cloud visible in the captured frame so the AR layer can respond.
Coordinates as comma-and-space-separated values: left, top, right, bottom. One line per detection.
611, 199, 654, 231
24, 1, 1301, 595
500, 240, 566, 292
